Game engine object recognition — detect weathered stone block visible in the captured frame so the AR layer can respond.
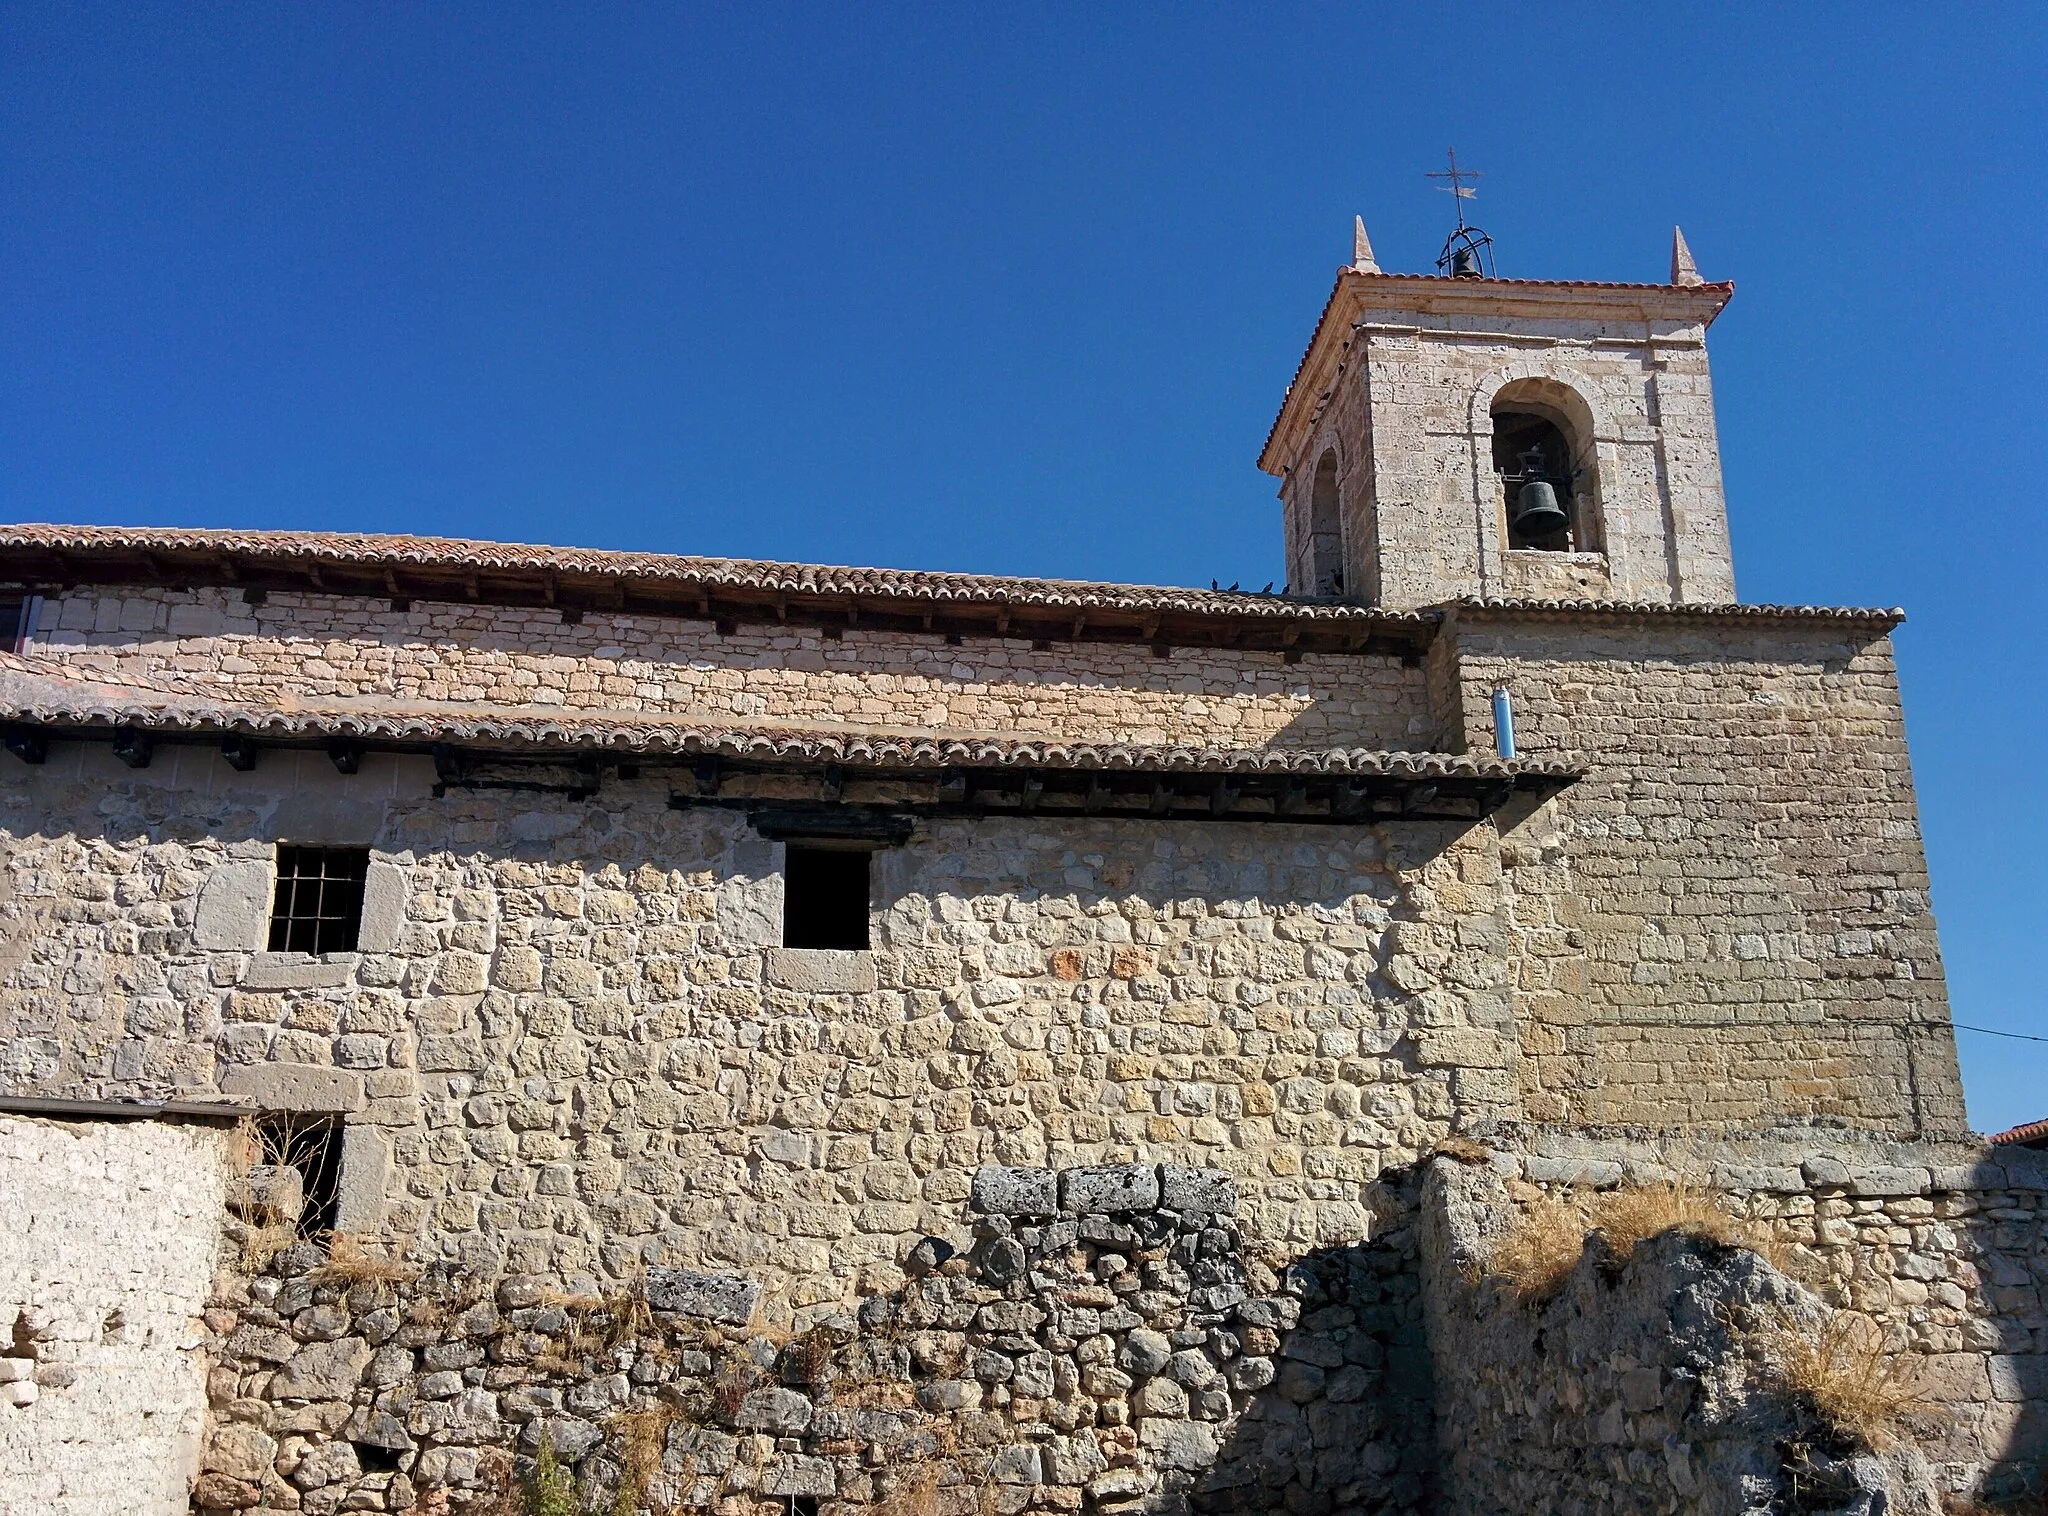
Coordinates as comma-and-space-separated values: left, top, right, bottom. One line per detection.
763, 1456, 836, 1497
194, 860, 273, 951
1800, 1156, 1852, 1188
268, 1337, 371, 1400
1119, 1329, 1173, 1376
971, 1164, 1058, 1216
1846, 1165, 1930, 1197
735, 1386, 814, 1433
1414, 1028, 1510, 1069
334, 1123, 391, 1234
644, 1266, 760, 1324
1138, 1417, 1218, 1471
205, 1423, 279, 1482
1523, 1156, 1624, 1189
1988, 1354, 2048, 1403
356, 858, 409, 953
1159, 1165, 1237, 1216
241, 952, 356, 989
222, 1063, 365, 1114
764, 947, 878, 993
1060, 1164, 1160, 1214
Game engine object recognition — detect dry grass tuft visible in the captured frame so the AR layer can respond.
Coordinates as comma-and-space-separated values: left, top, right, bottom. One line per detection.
1756, 1307, 1917, 1451
1590, 1179, 1749, 1257
608, 1401, 686, 1516
710, 1354, 758, 1423
1487, 1188, 1589, 1302
307, 1233, 420, 1298
875, 1462, 945, 1516
238, 1216, 299, 1274
1433, 1134, 1494, 1166
788, 1324, 835, 1386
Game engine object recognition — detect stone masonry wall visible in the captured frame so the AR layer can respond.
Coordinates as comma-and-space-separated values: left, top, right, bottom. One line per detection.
1453, 615, 1964, 1136
193, 1161, 1436, 1515
0, 1112, 227, 1516
1420, 1155, 1948, 1516
1279, 296, 1734, 612
23, 586, 1433, 752
1438, 1129, 2048, 1507
0, 744, 1518, 1306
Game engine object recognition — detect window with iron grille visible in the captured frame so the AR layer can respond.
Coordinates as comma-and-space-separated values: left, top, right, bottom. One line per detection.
268, 846, 370, 954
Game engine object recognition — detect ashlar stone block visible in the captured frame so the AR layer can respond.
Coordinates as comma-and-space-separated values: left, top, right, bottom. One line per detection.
644, 1266, 761, 1325
1060, 1164, 1161, 1215
971, 1164, 1058, 1216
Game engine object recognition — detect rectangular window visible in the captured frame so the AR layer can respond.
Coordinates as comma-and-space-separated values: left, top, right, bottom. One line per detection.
253, 1114, 343, 1238
0, 598, 21, 653
268, 846, 370, 954
782, 845, 871, 950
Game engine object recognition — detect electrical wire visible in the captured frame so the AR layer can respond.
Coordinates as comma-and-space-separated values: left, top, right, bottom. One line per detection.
1952, 1022, 2048, 1043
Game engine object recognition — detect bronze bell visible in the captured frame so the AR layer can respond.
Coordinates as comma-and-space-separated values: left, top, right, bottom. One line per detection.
1512, 477, 1571, 539
1447, 244, 1483, 278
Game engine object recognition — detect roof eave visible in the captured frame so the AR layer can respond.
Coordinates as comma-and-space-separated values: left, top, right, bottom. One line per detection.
1258, 269, 1737, 477
0, 524, 1442, 659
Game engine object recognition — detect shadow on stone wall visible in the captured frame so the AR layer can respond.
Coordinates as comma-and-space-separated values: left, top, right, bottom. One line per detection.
1189, 1228, 1437, 1516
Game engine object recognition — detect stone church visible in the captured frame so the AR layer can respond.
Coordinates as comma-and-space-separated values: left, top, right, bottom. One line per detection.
0, 224, 2039, 1515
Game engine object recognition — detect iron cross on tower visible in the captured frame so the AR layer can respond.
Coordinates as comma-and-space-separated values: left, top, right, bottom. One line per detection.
1426, 148, 1495, 278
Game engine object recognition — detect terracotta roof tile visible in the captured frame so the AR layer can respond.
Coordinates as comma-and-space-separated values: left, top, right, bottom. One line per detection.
0, 523, 1428, 628
0, 652, 1577, 781
1449, 597, 1906, 628
0, 523, 1905, 634
1989, 1117, 2048, 1149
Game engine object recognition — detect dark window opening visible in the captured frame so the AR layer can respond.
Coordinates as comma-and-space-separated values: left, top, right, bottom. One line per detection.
0, 598, 21, 652
254, 1115, 343, 1239
783, 845, 871, 950
1492, 411, 1584, 552
268, 846, 369, 954
1305, 451, 1344, 597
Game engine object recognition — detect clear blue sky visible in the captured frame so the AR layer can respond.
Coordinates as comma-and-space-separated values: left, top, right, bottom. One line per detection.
4, 5, 2043, 1132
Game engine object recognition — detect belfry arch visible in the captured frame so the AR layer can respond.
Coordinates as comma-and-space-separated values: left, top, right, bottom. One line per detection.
1306, 449, 1344, 597
1487, 376, 1604, 554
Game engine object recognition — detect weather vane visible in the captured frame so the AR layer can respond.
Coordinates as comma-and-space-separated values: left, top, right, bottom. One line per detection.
1426, 148, 1494, 278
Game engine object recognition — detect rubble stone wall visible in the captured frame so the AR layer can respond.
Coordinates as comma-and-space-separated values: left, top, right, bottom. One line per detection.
1456, 615, 1963, 1136
1420, 1156, 1947, 1516
195, 1161, 1437, 1515
0, 1112, 227, 1516
23, 585, 1434, 751
1434, 1130, 2048, 1507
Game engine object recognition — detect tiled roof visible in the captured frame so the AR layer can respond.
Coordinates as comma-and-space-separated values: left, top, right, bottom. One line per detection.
0, 523, 1906, 638
1989, 1118, 2048, 1149
0, 523, 1447, 660
0, 522, 1427, 625
1449, 597, 1906, 629
0, 652, 1577, 781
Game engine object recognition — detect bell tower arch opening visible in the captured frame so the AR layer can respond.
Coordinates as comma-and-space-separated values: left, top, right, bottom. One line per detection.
1489, 381, 1603, 555
1306, 449, 1344, 597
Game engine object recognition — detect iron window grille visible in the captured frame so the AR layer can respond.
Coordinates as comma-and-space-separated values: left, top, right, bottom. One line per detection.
268, 846, 370, 954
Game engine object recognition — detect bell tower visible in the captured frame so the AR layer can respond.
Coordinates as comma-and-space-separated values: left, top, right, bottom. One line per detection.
1261, 204, 1738, 610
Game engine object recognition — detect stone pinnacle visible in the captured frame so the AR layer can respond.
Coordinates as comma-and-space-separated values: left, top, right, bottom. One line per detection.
1670, 226, 1702, 286
1352, 216, 1380, 274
